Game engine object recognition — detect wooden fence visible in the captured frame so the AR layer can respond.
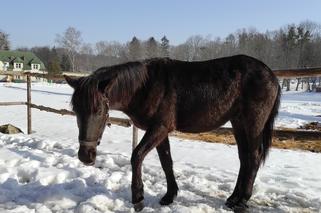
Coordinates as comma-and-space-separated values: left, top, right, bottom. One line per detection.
1, 67, 321, 149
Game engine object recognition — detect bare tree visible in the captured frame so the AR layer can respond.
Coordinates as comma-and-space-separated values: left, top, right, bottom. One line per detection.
80, 43, 93, 55
95, 41, 124, 58
0, 30, 10, 50
222, 34, 237, 56
95, 41, 109, 56
56, 27, 82, 72
78, 43, 94, 71
185, 35, 206, 61
171, 43, 190, 61
199, 38, 222, 60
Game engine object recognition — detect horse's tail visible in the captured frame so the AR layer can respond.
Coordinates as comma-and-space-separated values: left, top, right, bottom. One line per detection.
262, 84, 281, 163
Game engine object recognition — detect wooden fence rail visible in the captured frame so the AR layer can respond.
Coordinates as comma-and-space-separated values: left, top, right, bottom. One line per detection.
29, 103, 133, 127
0, 101, 135, 131
0, 102, 26, 106
0, 71, 88, 80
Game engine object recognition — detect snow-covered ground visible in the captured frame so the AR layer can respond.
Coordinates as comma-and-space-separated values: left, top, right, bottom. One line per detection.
0, 82, 321, 213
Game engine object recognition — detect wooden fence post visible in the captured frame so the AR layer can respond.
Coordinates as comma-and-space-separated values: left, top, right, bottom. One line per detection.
27, 74, 32, 134
132, 125, 138, 150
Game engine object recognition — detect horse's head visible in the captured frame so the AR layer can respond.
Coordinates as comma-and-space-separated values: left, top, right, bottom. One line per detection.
65, 75, 110, 166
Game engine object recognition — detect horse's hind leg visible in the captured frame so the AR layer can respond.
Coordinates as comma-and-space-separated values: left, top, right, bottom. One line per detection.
226, 118, 265, 210
226, 119, 249, 209
156, 137, 179, 205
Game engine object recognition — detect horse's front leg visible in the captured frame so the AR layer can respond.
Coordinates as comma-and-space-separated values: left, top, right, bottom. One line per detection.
156, 137, 178, 205
130, 123, 169, 212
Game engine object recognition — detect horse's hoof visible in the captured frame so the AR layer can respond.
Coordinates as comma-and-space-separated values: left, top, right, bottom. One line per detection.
133, 200, 144, 212
225, 197, 237, 208
225, 198, 249, 212
159, 193, 177, 205
233, 205, 249, 213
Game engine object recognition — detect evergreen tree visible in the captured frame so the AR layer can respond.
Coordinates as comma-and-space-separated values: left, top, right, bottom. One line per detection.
297, 26, 312, 67
160, 36, 170, 57
47, 58, 61, 75
128, 36, 142, 60
47, 47, 62, 75
31, 46, 51, 68
145, 37, 158, 58
60, 54, 71, 71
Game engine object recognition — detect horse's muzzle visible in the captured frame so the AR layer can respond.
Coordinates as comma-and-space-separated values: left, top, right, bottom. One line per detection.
78, 146, 97, 166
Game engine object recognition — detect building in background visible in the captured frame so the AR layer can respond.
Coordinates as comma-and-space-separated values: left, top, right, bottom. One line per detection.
0, 51, 46, 82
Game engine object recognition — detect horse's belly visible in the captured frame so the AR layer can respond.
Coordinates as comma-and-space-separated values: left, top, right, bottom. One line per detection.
176, 108, 231, 133
175, 81, 239, 133
177, 122, 224, 133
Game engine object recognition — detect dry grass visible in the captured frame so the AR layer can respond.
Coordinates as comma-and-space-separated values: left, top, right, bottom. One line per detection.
272, 138, 321, 153
171, 131, 321, 153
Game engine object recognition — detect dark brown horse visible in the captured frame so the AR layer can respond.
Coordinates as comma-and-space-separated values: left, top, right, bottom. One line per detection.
65, 55, 281, 212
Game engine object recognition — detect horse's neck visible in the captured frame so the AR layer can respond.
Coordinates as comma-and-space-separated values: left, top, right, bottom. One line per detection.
108, 98, 125, 111
106, 62, 148, 111
107, 77, 143, 111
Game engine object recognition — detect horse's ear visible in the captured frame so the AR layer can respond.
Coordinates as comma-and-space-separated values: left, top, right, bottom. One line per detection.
64, 75, 80, 89
98, 77, 117, 94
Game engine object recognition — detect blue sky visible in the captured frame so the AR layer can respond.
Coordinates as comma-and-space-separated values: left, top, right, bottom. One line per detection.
1, 0, 321, 48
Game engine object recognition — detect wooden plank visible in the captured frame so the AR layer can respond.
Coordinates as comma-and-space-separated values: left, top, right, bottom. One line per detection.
0, 102, 26, 106
30, 103, 74, 116
109, 117, 133, 127
29, 103, 132, 127
0, 71, 88, 80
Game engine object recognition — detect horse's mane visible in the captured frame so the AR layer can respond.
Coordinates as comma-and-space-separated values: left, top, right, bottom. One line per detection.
71, 61, 149, 113
94, 61, 148, 101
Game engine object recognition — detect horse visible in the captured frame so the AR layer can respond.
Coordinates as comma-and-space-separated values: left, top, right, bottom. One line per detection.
65, 54, 281, 212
